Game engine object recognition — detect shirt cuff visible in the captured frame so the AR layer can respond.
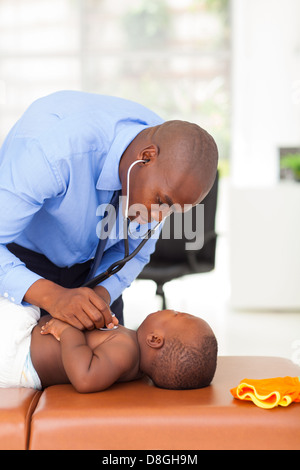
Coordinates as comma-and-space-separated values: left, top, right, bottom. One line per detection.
100, 274, 125, 305
0, 264, 43, 305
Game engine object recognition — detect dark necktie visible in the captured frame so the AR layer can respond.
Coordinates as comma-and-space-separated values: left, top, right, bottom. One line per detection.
85, 190, 121, 283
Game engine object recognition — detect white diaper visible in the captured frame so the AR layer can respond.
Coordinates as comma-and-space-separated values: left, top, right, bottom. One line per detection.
20, 350, 42, 390
0, 296, 41, 389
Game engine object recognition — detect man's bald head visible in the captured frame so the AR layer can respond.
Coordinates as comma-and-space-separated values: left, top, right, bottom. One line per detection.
151, 120, 218, 198
119, 119, 218, 221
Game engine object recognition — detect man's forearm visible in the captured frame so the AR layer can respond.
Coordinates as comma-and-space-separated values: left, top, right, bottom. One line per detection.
24, 278, 65, 311
25, 279, 115, 330
0, 244, 43, 305
25, 279, 111, 311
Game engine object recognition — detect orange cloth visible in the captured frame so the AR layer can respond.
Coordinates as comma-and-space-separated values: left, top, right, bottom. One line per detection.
230, 376, 300, 409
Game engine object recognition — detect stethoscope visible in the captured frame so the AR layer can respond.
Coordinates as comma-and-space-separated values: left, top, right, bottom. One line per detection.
82, 159, 163, 291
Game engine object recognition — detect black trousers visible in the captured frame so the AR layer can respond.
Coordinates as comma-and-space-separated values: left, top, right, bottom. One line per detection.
7, 243, 124, 325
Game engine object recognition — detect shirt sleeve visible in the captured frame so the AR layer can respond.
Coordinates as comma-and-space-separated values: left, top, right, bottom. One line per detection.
95, 229, 160, 304
0, 136, 62, 304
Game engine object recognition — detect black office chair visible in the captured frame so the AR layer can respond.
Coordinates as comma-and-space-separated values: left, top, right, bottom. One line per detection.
138, 172, 219, 309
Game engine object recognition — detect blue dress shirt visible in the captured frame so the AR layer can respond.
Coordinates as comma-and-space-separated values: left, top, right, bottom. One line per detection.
0, 91, 164, 305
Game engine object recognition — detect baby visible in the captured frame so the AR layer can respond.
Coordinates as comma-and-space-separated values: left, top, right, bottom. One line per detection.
0, 297, 218, 392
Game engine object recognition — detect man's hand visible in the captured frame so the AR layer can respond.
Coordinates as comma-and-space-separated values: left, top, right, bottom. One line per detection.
46, 285, 115, 330
24, 279, 118, 330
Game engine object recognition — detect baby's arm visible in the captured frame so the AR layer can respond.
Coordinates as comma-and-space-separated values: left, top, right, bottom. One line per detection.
41, 319, 135, 393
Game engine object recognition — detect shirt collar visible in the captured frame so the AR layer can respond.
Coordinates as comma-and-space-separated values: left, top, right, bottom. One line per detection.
96, 123, 149, 191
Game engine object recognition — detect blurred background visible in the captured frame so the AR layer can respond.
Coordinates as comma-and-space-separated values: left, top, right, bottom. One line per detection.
0, 0, 299, 363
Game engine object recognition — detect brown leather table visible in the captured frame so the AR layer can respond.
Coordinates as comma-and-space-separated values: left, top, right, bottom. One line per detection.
27, 356, 300, 450
0, 388, 41, 450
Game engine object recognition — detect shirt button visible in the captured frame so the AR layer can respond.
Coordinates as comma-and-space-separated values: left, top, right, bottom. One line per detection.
11, 297, 15, 302
3, 292, 8, 298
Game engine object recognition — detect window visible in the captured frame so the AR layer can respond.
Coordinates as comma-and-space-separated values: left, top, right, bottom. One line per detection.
0, 0, 230, 161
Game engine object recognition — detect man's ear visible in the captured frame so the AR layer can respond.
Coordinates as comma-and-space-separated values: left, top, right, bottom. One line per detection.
141, 144, 159, 163
146, 333, 164, 349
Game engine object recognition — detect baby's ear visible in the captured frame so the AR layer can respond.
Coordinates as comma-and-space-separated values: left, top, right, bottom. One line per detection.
146, 333, 164, 349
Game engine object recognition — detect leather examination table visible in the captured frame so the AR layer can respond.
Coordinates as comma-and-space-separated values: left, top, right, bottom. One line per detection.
0, 356, 299, 450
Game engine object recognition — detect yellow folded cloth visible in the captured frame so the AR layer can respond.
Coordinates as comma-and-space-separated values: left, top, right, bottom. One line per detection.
230, 376, 300, 409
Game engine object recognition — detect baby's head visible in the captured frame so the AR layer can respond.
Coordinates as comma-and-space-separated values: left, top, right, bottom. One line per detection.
137, 310, 218, 390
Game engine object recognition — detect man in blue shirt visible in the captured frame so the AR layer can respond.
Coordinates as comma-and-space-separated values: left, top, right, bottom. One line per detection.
0, 91, 218, 329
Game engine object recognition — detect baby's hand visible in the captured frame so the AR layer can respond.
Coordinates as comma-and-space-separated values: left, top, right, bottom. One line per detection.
41, 318, 71, 341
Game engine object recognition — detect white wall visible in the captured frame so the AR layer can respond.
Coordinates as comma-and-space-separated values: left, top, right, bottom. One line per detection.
231, 0, 300, 187
230, 184, 300, 310
229, 0, 300, 310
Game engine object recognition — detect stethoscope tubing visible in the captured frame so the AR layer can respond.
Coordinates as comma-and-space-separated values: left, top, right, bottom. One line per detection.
82, 226, 155, 289
82, 159, 162, 289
